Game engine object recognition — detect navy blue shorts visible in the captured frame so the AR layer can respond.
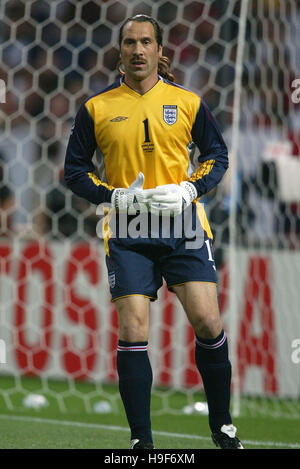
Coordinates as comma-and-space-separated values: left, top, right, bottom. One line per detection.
105, 203, 217, 302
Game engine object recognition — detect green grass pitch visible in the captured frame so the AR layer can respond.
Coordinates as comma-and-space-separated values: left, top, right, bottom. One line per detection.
0, 376, 299, 449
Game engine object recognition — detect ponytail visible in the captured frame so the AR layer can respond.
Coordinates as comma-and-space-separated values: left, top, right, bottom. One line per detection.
158, 56, 175, 82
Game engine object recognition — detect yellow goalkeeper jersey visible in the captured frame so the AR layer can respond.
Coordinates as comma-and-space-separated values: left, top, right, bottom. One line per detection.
64, 75, 229, 238
85, 77, 202, 189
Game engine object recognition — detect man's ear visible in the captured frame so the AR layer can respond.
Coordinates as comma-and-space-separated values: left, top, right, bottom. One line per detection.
158, 45, 163, 58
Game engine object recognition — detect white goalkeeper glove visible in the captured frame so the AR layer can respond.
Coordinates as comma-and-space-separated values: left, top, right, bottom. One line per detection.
149, 181, 198, 216
111, 172, 152, 212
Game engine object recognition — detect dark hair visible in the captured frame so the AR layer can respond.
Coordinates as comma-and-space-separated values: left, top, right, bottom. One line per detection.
119, 14, 163, 48
118, 14, 174, 82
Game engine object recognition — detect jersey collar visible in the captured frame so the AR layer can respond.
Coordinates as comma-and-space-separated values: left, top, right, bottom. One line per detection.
120, 75, 163, 98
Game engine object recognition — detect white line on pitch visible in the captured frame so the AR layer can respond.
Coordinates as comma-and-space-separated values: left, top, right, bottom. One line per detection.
0, 414, 299, 449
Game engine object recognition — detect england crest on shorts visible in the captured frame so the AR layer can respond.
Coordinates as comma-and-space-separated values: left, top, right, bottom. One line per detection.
163, 105, 177, 125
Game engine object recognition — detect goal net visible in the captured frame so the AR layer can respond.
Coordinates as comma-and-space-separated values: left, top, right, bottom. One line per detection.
0, 0, 299, 418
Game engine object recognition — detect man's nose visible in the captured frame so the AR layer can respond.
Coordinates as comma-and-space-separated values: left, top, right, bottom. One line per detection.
133, 41, 144, 55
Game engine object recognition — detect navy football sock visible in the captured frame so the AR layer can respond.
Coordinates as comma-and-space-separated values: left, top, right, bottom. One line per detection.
117, 340, 153, 443
195, 330, 232, 433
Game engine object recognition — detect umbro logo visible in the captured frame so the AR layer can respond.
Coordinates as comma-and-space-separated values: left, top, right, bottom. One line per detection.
110, 116, 128, 122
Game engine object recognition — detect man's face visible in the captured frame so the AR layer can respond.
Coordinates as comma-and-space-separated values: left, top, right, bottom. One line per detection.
120, 21, 162, 83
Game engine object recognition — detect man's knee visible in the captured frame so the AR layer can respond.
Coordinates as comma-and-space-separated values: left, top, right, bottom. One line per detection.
115, 296, 150, 342
193, 313, 223, 339
173, 282, 222, 339
119, 316, 148, 342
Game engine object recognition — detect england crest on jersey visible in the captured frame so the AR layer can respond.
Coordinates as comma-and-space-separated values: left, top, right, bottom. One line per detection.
163, 105, 177, 125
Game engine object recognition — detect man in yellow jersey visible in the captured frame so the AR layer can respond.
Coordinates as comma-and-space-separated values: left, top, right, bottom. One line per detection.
64, 15, 243, 450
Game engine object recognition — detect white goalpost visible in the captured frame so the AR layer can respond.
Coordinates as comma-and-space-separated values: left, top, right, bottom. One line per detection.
228, 0, 249, 418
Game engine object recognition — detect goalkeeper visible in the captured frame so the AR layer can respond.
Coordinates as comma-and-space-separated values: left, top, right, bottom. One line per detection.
64, 14, 243, 450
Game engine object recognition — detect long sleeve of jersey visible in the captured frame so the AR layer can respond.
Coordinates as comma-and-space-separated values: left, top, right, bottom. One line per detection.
64, 103, 113, 205
189, 100, 228, 197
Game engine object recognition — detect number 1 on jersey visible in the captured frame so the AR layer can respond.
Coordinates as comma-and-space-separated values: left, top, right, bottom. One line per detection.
143, 119, 150, 143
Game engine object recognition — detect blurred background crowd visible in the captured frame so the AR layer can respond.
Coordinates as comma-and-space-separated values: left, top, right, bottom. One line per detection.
0, 0, 299, 265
